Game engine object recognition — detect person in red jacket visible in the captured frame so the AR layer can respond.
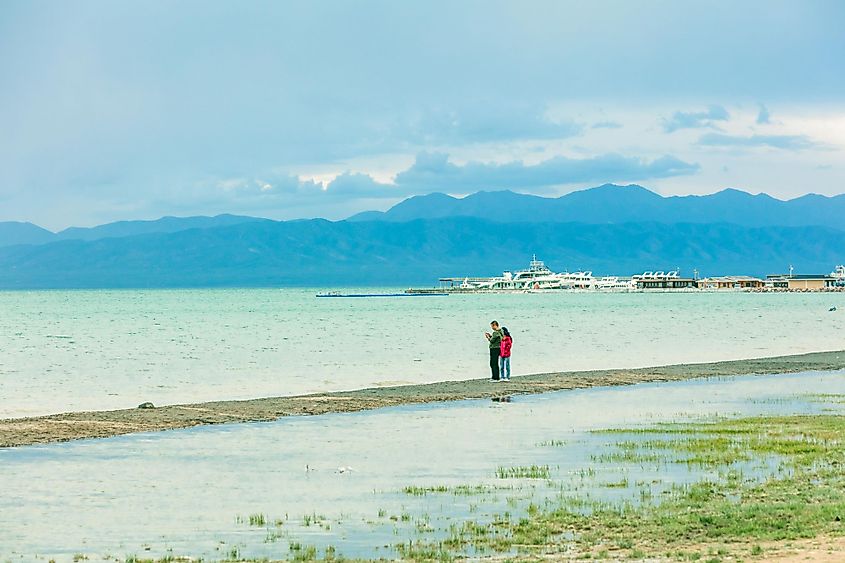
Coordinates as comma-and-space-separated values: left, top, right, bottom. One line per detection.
499, 327, 513, 381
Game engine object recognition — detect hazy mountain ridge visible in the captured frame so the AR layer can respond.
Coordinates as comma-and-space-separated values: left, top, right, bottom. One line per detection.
0, 214, 265, 248
2, 185, 843, 289
4, 184, 845, 251
347, 184, 845, 229
1, 217, 842, 289
0, 221, 55, 247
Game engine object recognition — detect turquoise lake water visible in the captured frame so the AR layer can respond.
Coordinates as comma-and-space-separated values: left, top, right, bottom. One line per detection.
1, 289, 843, 418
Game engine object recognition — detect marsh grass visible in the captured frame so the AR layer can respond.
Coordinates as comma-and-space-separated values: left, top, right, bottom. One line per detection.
803, 393, 845, 405
601, 477, 629, 488
288, 541, 318, 562
214, 415, 844, 561
496, 465, 551, 479
394, 540, 453, 561
537, 439, 566, 447
248, 513, 266, 527
397, 414, 845, 561
402, 483, 514, 497
402, 485, 448, 496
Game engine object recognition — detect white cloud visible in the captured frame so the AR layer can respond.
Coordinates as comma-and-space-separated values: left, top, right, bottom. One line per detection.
662, 105, 730, 133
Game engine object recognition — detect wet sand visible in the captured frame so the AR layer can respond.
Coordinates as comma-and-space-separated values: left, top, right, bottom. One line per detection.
2, 350, 844, 448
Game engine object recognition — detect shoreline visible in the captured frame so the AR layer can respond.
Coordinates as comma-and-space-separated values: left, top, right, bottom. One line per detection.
2, 349, 844, 448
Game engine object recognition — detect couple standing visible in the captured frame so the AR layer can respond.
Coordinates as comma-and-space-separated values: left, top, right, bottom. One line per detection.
484, 320, 513, 381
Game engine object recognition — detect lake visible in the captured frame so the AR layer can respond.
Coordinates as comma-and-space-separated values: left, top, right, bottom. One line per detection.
1, 289, 843, 418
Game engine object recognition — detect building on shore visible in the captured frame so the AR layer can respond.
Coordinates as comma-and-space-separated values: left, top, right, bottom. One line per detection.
632, 271, 697, 289
765, 273, 837, 290
833, 265, 845, 286
696, 276, 765, 289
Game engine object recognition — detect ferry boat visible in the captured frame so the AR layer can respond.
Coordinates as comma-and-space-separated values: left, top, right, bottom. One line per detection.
466, 255, 567, 290
594, 276, 635, 290
557, 271, 598, 290
439, 255, 606, 291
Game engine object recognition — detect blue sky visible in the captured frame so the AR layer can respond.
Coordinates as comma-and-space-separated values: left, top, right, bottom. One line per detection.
1, 1, 844, 229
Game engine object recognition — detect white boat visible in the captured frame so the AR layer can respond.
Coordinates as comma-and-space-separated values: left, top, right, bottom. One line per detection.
471, 255, 570, 290
439, 255, 626, 291
557, 271, 597, 290
594, 276, 635, 290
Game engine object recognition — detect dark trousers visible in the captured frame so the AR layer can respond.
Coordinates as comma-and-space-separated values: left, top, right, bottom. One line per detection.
490, 347, 501, 380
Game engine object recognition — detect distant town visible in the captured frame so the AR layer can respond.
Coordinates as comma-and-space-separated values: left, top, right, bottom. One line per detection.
410, 256, 845, 293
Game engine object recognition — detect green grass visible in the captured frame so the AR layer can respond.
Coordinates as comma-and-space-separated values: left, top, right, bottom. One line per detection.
394, 540, 454, 561
601, 477, 629, 488
395, 414, 845, 561
402, 485, 448, 496
803, 393, 845, 404
210, 414, 845, 561
537, 439, 566, 447
248, 513, 266, 527
495, 464, 551, 479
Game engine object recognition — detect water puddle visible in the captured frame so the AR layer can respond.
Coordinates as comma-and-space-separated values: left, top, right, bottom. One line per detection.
1, 370, 844, 561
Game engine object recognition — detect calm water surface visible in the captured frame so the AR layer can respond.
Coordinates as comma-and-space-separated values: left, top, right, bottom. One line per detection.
1, 370, 844, 561
1, 289, 844, 417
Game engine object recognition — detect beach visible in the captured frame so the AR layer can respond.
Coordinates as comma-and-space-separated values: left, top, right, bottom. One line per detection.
2, 349, 844, 448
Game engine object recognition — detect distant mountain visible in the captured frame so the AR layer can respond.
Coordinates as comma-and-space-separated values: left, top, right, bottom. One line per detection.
0, 221, 55, 246
0, 214, 265, 248
6, 185, 845, 252
0, 217, 842, 289
54, 213, 265, 242
348, 184, 845, 230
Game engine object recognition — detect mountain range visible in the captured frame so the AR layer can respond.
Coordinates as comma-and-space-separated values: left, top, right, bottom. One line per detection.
0, 213, 263, 248
0, 218, 842, 288
349, 184, 845, 229
4, 184, 845, 250
0, 184, 842, 288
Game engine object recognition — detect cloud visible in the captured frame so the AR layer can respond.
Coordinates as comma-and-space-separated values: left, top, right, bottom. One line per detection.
200, 171, 402, 205
592, 121, 623, 129
756, 104, 771, 124
662, 105, 730, 133
403, 105, 583, 145
698, 133, 818, 150
322, 173, 399, 198
393, 152, 699, 193
4, 2, 845, 229
203, 151, 700, 208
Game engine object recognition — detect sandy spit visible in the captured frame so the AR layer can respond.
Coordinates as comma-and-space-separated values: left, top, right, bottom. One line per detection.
2, 350, 844, 448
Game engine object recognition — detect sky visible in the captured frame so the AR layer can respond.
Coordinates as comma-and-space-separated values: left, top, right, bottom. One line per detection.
1, 1, 844, 230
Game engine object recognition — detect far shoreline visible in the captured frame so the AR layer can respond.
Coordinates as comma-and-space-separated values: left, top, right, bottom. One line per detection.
2, 349, 844, 448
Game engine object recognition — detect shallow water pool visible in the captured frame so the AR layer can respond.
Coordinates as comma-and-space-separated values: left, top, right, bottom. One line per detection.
2, 370, 844, 560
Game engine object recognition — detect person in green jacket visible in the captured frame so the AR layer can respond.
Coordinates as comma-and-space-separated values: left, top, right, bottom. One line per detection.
484, 320, 503, 381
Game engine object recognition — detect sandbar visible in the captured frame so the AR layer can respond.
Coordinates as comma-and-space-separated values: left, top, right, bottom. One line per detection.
2, 350, 844, 448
